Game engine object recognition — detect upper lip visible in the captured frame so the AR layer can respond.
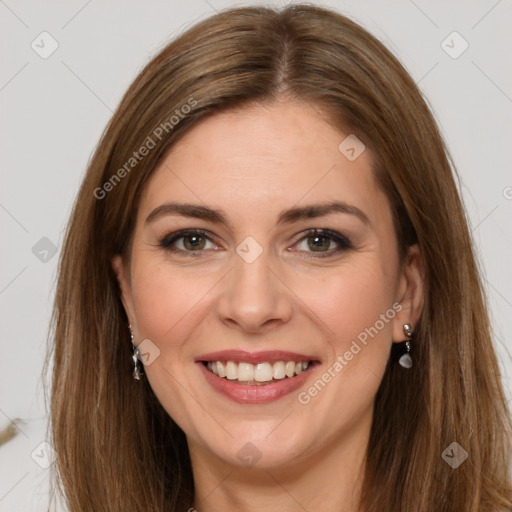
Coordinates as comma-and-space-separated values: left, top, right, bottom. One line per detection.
195, 349, 319, 364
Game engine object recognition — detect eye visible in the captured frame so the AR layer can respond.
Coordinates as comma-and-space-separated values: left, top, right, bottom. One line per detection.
158, 228, 352, 258
159, 229, 219, 255
291, 229, 353, 258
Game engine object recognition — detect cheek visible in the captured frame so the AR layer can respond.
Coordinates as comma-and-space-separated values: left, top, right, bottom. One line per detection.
129, 257, 217, 351
292, 261, 398, 431
296, 259, 397, 359
128, 261, 213, 429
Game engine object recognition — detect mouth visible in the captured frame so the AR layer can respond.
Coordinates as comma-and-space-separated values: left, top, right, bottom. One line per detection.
195, 350, 321, 403
201, 359, 315, 385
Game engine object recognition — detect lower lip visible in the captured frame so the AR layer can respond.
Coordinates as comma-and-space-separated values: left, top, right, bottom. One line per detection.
197, 361, 319, 404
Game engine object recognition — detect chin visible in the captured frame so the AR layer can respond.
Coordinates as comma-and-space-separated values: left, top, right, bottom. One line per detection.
202, 422, 312, 469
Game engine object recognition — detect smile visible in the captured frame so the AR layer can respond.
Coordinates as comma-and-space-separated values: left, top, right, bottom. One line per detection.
204, 360, 312, 385
195, 350, 321, 403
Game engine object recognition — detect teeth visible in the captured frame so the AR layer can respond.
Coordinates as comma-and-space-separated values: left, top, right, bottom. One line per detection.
272, 361, 286, 380
237, 362, 254, 381
216, 361, 226, 378
285, 361, 296, 377
205, 360, 311, 383
226, 361, 238, 380
254, 362, 273, 382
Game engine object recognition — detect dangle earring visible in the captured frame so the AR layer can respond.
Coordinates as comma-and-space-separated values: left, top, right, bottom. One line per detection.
399, 323, 413, 369
129, 324, 144, 380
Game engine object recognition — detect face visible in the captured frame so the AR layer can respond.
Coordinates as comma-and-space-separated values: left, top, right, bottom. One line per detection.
112, 98, 423, 471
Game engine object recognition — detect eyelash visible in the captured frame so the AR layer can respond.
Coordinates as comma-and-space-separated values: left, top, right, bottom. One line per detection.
158, 228, 353, 258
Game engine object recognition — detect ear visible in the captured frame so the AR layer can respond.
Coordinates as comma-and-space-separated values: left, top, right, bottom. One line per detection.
111, 254, 137, 332
392, 244, 424, 343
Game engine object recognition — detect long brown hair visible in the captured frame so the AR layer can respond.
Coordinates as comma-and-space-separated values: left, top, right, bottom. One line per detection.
43, 4, 512, 511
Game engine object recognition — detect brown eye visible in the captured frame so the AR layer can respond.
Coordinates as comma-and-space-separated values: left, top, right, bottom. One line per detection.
306, 235, 332, 252
293, 229, 352, 257
159, 229, 218, 254
182, 234, 206, 250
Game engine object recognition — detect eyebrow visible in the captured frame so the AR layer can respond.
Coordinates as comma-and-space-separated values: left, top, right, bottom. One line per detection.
145, 200, 371, 228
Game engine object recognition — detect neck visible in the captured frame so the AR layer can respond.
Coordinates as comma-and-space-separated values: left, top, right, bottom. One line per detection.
188, 408, 372, 512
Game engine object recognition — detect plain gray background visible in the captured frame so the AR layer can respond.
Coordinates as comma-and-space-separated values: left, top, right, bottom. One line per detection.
1, 0, 511, 509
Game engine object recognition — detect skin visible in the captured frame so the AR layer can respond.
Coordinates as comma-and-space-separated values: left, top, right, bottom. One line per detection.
112, 98, 424, 511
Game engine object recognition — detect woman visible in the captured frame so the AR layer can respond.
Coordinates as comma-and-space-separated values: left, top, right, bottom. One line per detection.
44, 4, 512, 511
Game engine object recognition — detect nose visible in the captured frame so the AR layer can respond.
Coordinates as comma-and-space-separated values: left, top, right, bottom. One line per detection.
216, 247, 293, 334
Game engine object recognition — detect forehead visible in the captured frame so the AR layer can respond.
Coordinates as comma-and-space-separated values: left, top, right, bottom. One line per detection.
138, 100, 389, 228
